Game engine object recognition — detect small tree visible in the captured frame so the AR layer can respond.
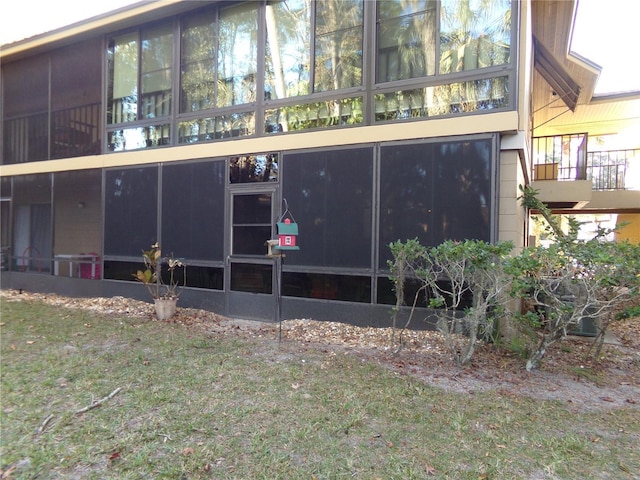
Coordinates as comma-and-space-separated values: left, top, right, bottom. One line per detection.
389, 238, 513, 365
514, 186, 640, 371
388, 238, 426, 348
418, 240, 513, 366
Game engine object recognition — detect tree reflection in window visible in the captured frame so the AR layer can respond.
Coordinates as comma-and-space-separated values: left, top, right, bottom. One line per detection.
230, 154, 279, 184
439, 0, 511, 74
314, 0, 363, 92
265, 0, 311, 100
376, 0, 437, 83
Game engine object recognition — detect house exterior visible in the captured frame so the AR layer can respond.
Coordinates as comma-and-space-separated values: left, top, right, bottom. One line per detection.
1, 0, 637, 325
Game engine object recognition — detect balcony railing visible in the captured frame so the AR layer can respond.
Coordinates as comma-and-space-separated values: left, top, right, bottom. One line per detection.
586, 149, 639, 191
2, 103, 101, 164
533, 134, 639, 191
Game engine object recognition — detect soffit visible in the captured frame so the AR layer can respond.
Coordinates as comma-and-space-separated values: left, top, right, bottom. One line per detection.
531, 0, 640, 141
0, 0, 205, 62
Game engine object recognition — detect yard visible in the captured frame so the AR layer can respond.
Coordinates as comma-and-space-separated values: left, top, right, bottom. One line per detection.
1, 290, 639, 479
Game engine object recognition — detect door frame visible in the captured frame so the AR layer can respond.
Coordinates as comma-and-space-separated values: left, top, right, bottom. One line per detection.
225, 183, 280, 320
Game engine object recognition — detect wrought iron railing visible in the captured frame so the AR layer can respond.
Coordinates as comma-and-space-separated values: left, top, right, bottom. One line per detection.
533, 133, 639, 191
586, 149, 639, 191
2, 103, 101, 164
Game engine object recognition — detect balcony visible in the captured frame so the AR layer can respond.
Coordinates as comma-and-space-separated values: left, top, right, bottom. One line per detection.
2, 103, 101, 164
531, 134, 640, 212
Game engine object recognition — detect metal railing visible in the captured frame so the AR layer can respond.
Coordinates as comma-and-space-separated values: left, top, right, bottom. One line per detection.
533, 133, 639, 191
2, 103, 101, 164
586, 149, 639, 191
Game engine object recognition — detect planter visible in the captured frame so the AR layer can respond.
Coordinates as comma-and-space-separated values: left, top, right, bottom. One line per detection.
534, 163, 558, 180
154, 297, 178, 320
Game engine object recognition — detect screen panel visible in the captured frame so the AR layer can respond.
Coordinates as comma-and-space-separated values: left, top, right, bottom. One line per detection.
104, 167, 158, 257
162, 160, 225, 261
282, 147, 373, 268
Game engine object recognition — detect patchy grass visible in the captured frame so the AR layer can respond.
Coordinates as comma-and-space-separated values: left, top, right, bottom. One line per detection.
1, 297, 639, 479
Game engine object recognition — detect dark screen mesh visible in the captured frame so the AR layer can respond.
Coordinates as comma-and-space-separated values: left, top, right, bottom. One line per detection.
282, 147, 373, 268
162, 160, 225, 261
104, 167, 158, 256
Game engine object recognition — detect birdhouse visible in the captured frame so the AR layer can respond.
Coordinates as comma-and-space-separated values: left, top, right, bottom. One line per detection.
276, 218, 299, 250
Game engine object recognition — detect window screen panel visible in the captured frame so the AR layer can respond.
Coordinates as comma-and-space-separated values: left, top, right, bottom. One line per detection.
431, 140, 492, 245
162, 160, 225, 261
104, 167, 158, 256
283, 147, 373, 268
379, 139, 493, 268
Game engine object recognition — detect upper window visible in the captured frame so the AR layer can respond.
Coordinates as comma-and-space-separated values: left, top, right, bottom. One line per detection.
439, 0, 511, 74
314, 0, 364, 92
2, 40, 102, 164
376, 0, 437, 83
265, 0, 312, 99
107, 24, 173, 125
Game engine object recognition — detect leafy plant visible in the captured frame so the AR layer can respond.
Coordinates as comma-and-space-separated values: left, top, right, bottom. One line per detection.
513, 186, 640, 370
389, 238, 513, 365
133, 243, 186, 300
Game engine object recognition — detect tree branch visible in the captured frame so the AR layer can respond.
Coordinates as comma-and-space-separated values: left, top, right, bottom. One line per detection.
75, 387, 122, 415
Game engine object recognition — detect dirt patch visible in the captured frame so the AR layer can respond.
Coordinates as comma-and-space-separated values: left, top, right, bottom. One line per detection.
2, 289, 638, 411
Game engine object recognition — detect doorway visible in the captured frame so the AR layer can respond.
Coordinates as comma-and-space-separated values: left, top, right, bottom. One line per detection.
226, 187, 278, 320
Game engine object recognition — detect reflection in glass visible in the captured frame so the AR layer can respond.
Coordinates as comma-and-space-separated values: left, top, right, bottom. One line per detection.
265, 97, 363, 133
178, 112, 255, 143
439, 0, 511, 74
218, 3, 258, 107
141, 24, 173, 119
181, 13, 216, 113
265, 0, 311, 100
108, 33, 139, 124
108, 125, 171, 151
376, 0, 436, 83
230, 154, 278, 183
374, 76, 508, 121
314, 0, 363, 92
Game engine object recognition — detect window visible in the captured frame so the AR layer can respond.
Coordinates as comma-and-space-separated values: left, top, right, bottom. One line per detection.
282, 147, 373, 268
265, 0, 312, 99
439, 0, 511, 74
379, 138, 493, 267
104, 167, 158, 256
162, 160, 225, 261
2, 40, 102, 164
218, 3, 259, 107
12, 175, 52, 273
314, 0, 364, 92
231, 193, 273, 256
181, 14, 216, 113
376, 0, 437, 83
107, 24, 173, 150
178, 5, 258, 142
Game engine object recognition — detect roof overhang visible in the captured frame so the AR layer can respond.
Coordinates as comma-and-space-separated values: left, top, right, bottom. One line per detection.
534, 36, 581, 111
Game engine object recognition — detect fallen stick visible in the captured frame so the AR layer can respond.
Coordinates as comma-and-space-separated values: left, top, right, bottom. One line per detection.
37, 414, 54, 434
75, 387, 122, 415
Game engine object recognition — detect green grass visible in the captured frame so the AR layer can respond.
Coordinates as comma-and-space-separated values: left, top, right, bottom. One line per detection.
1, 298, 639, 479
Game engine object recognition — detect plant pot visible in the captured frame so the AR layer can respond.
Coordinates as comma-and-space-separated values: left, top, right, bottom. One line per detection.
154, 297, 177, 320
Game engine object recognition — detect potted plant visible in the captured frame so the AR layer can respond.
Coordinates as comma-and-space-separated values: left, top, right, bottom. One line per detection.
133, 243, 186, 320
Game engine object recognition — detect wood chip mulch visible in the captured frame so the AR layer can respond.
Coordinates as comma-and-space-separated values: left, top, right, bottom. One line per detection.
2, 289, 639, 410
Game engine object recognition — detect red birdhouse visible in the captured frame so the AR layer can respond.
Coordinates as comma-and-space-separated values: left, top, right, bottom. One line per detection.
276, 218, 299, 250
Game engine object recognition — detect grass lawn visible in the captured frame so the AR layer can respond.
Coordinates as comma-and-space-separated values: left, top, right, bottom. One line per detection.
1, 297, 639, 479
